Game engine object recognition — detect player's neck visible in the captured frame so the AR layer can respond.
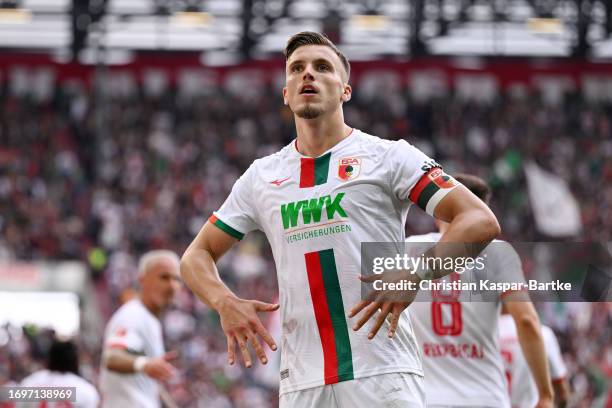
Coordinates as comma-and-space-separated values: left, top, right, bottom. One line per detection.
294, 113, 352, 157
139, 295, 162, 318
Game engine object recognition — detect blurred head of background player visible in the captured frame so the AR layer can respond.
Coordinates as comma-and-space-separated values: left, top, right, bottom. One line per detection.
48, 339, 79, 375
138, 250, 181, 316
282, 31, 352, 120
434, 173, 491, 233
20, 339, 100, 407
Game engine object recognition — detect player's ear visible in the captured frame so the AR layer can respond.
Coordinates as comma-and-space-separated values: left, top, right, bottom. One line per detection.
341, 83, 352, 102
282, 87, 289, 105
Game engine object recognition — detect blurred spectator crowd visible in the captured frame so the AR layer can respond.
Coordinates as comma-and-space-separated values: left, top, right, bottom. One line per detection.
0, 68, 610, 407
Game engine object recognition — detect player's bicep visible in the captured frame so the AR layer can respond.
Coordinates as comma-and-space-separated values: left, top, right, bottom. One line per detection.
103, 346, 130, 361
432, 184, 494, 223
189, 219, 240, 262
103, 347, 140, 373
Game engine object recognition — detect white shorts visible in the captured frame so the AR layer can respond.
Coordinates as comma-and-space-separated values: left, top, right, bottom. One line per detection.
279, 372, 425, 408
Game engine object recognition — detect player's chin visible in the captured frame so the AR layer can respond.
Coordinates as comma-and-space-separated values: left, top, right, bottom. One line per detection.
161, 292, 175, 306
294, 104, 324, 119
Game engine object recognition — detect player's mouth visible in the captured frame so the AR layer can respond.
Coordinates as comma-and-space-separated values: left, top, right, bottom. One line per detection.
300, 84, 319, 95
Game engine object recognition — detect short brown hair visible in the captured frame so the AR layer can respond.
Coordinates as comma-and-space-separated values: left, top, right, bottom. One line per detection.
454, 173, 492, 204
284, 31, 350, 80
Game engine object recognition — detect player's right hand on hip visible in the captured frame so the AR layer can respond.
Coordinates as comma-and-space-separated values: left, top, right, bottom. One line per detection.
143, 352, 178, 382
217, 296, 279, 368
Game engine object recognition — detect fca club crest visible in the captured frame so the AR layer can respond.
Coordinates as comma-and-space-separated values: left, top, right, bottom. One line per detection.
338, 157, 361, 181
429, 167, 456, 188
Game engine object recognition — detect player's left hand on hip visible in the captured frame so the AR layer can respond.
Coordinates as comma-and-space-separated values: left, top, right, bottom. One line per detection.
348, 270, 420, 340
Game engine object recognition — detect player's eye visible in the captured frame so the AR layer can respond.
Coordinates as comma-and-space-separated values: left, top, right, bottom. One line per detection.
291, 65, 302, 73
317, 64, 330, 71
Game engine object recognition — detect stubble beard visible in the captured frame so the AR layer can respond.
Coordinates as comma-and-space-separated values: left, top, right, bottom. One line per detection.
295, 104, 324, 119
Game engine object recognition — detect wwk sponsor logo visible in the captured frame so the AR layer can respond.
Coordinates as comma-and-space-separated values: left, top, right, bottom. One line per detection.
280, 193, 347, 229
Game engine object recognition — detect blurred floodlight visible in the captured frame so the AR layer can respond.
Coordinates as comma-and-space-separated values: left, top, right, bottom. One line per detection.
527, 18, 563, 35
0, 8, 31, 23
171, 11, 213, 27
350, 14, 389, 30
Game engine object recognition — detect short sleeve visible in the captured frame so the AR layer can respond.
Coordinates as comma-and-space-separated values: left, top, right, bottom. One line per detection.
543, 326, 568, 380
473, 241, 527, 301
210, 164, 260, 240
491, 241, 528, 300
104, 319, 145, 354
388, 140, 459, 216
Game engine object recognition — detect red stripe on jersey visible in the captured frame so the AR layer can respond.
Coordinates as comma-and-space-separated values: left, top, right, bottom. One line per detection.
408, 168, 437, 203
300, 157, 316, 188
305, 251, 339, 382
209, 215, 218, 224
107, 343, 128, 350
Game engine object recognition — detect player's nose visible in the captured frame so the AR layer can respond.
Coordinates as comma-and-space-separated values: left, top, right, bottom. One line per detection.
302, 65, 315, 80
170, 280, 180, 292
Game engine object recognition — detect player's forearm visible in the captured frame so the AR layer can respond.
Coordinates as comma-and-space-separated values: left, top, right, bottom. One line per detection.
104, 348, 139, 373
440, 209, 500, 244
515, 315, 554, 399
553, 379, 570, 407
427, 210, 500, 278
180, 246, 237, 311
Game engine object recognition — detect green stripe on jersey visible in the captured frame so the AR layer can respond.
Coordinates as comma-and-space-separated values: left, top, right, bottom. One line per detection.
209, 215, 245, 240
416, 182, 440, 212
314, 152, 331, 185
318, 249, 354, 382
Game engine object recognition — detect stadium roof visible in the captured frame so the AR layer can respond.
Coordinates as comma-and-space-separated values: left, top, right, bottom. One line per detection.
0, 0, 611, 63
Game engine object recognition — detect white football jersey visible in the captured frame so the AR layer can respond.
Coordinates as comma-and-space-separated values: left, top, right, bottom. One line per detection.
99, 299, 165, 408
212, 129, 458, 395
498, 315, 568, 408
408, 232, 525, 407
18, 370, 100, 408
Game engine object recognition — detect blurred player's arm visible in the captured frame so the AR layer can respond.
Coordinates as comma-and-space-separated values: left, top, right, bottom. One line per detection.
543, 325, 571, 407
431, 185, 501, 273
104, 348, 177, 381
504, 299, 554, 408
553, 378, 570, 408
180, 221, 278, 368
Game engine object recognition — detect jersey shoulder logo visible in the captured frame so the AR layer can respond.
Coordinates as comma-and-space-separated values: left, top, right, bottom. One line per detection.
421, 159, 441, 172
338, 157, 361, 181
270, 177, 291, 186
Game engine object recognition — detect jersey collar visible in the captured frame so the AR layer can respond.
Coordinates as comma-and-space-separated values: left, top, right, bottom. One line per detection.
292, 128, 357, 159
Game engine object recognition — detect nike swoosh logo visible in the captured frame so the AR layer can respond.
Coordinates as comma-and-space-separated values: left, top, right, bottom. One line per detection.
270, 177, 291, 186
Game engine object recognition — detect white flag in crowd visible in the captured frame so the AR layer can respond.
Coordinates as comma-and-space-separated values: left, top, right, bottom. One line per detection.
524, 162, 582, 237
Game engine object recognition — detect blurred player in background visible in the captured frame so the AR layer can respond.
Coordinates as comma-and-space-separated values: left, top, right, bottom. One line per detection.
408, 174, 554, 408
18, 339, 99, 408
99, 250, 181, 408
181, 31, 500, 407
499, 308, 571, 408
